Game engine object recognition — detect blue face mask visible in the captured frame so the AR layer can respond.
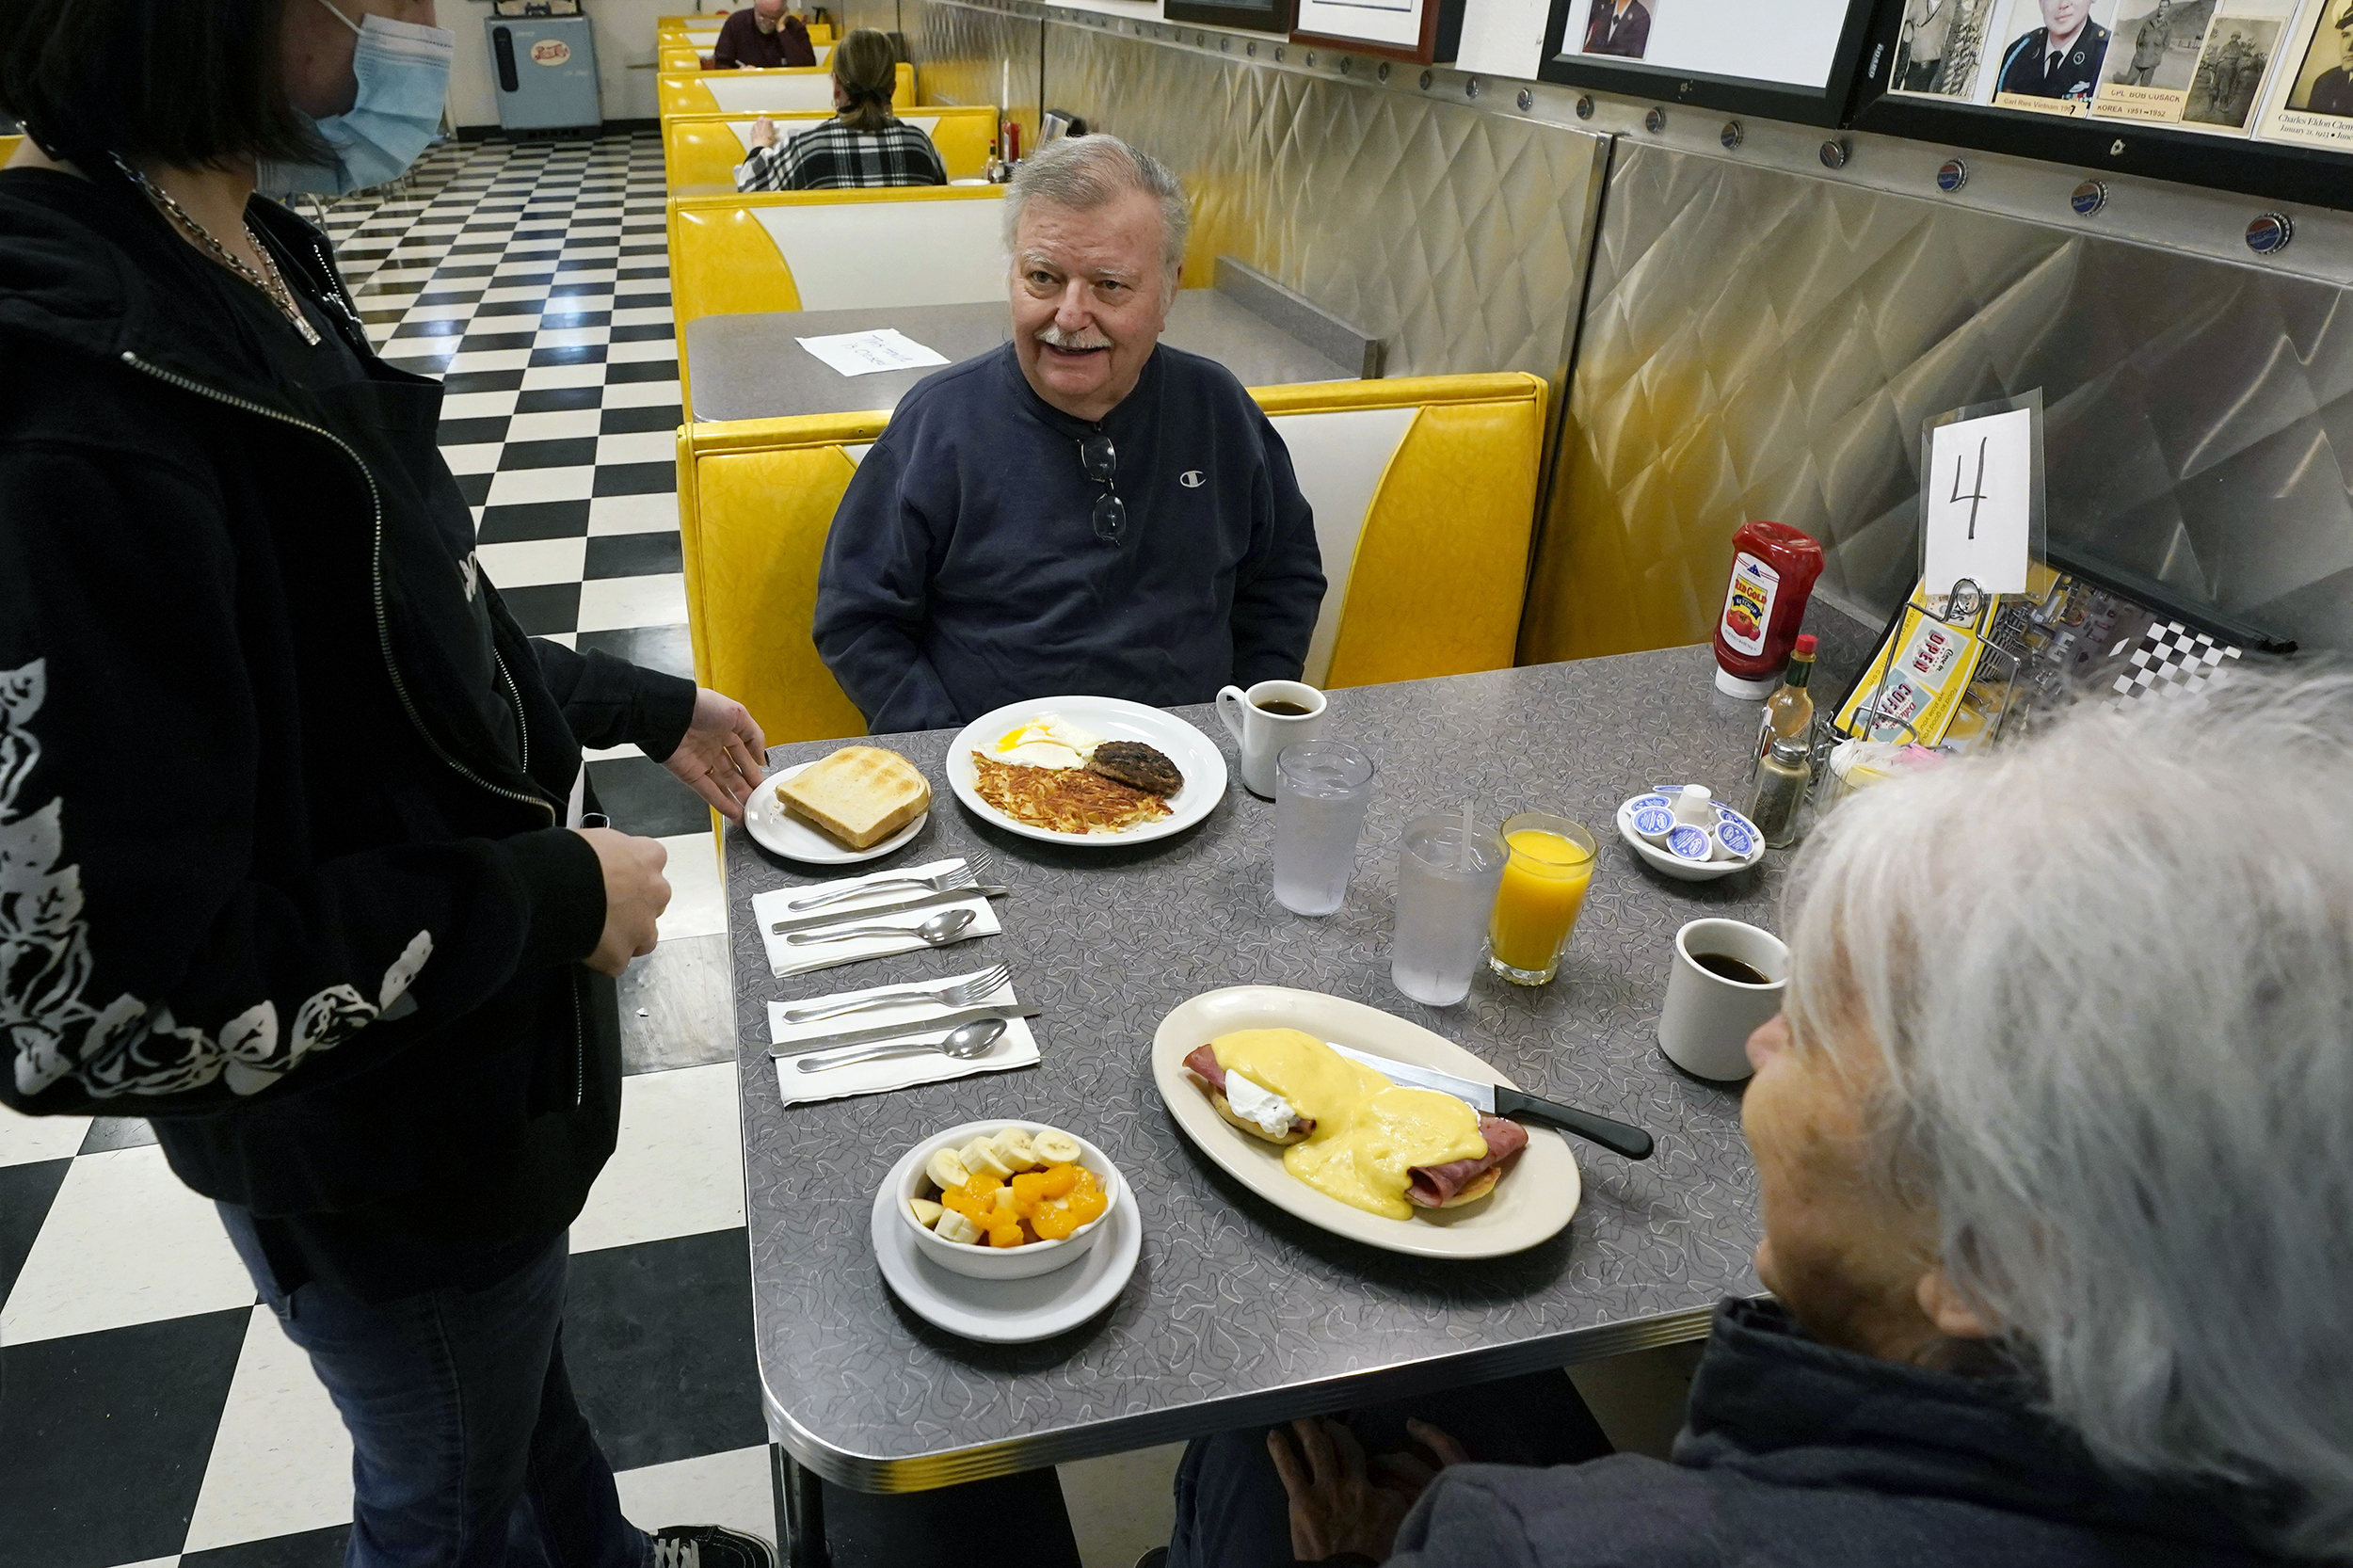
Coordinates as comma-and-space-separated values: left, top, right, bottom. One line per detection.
259, 0, 456, 198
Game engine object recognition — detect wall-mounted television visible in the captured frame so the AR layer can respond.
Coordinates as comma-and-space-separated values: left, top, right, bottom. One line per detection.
1533, 0, 1882, 125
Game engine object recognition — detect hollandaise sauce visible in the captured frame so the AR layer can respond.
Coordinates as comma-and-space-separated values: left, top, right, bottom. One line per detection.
1211, 1028, 1487, 1220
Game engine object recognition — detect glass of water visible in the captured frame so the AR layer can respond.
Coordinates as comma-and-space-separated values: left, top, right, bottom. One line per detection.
1273, 740, 1376, 916
1390, 814, 1508, 1006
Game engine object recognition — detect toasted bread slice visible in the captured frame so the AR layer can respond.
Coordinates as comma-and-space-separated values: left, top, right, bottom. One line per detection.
777, 746, 931, 849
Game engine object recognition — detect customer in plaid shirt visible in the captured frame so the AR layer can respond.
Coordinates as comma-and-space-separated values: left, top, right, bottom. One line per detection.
735, 28, 948, 192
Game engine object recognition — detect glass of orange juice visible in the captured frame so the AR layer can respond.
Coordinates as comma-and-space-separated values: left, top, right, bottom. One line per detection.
1486, 813, 1597, 985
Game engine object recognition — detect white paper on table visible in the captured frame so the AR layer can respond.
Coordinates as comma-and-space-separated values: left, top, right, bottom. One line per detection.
1921, 408, 2033, 599
769, 966, 1037, 1107
751, 862, 1000, 978
793, 328, 952, 377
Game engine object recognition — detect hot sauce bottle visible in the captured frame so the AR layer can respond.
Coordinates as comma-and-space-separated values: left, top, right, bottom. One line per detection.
1713, 520, 1825, 699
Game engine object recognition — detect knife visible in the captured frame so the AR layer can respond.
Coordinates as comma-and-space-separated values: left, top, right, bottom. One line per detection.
766, 1005, 1042, 1060
1323, 1042, 1655, 1161
769, 884, 1008, 936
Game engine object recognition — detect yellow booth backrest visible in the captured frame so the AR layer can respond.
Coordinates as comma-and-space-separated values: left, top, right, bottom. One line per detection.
660, 63, 911, 119
0, 136, 21, 166
661, 16, 836, 41
675, 374, 1546, 745
664, 107, 1000, 189
659, 42, 833, 71
668, 185, 1006, 326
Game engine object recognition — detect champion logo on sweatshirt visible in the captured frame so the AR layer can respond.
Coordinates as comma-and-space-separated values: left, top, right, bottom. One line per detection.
1179, 470, 1206, 488
458, 552, 480, 601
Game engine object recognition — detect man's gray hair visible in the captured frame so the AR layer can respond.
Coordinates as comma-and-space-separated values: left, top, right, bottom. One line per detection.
1003, 134, 1191, 293
1784, 667, 2353, 1558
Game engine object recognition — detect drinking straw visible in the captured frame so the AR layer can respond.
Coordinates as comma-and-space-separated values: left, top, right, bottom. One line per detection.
1459, 800, 1473, 870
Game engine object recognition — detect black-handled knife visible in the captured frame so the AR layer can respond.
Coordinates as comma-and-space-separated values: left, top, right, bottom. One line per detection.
1324, 1042, 1655, 1161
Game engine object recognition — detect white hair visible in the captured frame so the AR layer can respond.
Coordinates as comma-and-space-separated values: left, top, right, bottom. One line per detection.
1785, 666, 2353, 1559
1003, 133, 1190, 295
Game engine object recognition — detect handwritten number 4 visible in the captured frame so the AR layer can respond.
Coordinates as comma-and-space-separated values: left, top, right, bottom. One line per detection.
1949, 436, 1989, 541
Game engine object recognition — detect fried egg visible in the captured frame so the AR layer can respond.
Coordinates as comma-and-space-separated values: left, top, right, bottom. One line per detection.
994, 713, 1104, 770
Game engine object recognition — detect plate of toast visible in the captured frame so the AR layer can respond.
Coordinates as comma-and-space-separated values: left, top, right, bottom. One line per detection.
747, 745, 931, 865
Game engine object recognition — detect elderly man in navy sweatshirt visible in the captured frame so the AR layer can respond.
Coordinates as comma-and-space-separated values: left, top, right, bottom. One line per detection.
812, 134, 1326, 733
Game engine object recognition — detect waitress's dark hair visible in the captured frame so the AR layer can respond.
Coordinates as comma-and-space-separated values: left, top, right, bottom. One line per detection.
831, 28, 900, 134
0, 0, 325, 168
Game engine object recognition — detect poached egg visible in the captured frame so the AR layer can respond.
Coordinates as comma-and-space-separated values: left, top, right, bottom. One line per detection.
994, 712, 1104, 770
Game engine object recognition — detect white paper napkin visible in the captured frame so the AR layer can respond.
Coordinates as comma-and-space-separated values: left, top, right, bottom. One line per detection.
750, 859, 1000, 978
769, 966, 1038, 1108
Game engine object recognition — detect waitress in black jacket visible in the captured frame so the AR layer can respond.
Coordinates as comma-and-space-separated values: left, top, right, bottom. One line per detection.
0, 4, 771, 1566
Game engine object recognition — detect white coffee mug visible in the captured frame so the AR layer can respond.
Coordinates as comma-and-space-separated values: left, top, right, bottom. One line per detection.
1657, 918, 1787, 1081
1216, 680, 1328, 797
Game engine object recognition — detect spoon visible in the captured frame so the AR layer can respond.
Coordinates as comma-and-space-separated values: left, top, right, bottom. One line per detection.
784, 907, 977, 947
795, 1016, 1007, 1074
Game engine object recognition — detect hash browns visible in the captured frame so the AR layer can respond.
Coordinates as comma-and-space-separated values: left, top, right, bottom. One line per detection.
970, 753, 1174, 835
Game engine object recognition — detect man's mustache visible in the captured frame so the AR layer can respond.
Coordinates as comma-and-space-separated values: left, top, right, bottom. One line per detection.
1035, 323, 1112, 350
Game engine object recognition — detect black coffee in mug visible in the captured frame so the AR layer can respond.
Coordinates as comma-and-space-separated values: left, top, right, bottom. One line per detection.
1692, 952, 1769, 985
1257, 700, 1313, 716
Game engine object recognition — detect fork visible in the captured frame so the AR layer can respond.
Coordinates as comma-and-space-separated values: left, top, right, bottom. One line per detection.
776, 963, 1013, 1026
785, 853, 993, 913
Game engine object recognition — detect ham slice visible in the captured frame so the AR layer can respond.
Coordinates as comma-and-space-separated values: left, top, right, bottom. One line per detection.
1407, 1115, 1529, 1208
1182, 1045, 1314, 1137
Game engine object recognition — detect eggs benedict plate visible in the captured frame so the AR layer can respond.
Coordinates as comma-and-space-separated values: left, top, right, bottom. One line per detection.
1150, 986, 1580, 1259
944, 696, 1229, 846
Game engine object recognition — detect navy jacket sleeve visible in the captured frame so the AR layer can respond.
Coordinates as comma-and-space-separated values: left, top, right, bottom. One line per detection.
1230, 409, 1325, 687
0, 435, 603, 1118
811, 421, 963, 733
528, 636, 696, 761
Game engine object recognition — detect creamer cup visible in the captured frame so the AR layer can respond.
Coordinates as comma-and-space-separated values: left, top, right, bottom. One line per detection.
1631, 804, 1676, 843
1672, 786, 1716, 828
1665, 824, 1714, 862
1629, 793, 1673, 817
1713, 815, 1756, 860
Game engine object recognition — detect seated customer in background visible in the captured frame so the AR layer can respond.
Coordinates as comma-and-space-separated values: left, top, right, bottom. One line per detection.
1169, 670, 2349, 1568
814, 134, 1324, 733
735, 28, 943, 192
712, 0, 815, 69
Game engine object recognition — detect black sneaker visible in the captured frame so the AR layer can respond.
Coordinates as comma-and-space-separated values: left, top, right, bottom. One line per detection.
648, 1525, 778, 1568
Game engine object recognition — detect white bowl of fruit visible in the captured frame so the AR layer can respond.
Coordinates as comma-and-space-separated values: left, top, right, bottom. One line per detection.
894, 1121, 1121, 1281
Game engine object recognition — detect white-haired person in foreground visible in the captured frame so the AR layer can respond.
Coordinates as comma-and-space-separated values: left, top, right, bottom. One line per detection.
1161, 667, 2352, 1568
811, 132, 1325, 735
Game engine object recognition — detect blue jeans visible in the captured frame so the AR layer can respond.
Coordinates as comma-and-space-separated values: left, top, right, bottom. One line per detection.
218, 1205, 648, 1568
1167, 1369, 1613, 1568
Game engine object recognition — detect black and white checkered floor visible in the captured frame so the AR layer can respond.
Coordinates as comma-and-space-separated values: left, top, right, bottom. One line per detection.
0, 131, 775, 1568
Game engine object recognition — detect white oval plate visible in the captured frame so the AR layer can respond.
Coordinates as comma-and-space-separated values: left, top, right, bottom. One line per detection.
744, 759, 930, 866
1613, 791, 1763, 883
944, 696, 1228, 846
871, 1121, 1143, 1343
1150, 986, 1579, 1260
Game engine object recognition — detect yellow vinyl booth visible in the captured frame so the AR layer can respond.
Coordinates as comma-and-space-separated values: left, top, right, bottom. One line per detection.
668, 184, 1005, 324
660, 63, 911, 120
0, 136, 21, 166
659, 15, 835, 41
675, 374, 1547, 745
664, 107, 999, 194
659, 42, 833, 71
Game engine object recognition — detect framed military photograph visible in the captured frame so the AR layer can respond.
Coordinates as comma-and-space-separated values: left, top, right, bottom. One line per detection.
2089, 0, 2215, 121
1289, 0, 1466, 62
1991, 0, 2124, 114
1531, 0, 1879, 124
2181, 0, 2291, 126
1890, 0, 2004, 99
2258, 0, 2353, 143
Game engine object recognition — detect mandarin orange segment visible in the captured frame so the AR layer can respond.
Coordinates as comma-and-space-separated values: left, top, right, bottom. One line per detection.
1064, 1186, 1108, 1226
1030, 1203, 1079, 1240
1010, 1172, 1050, 1208
986, 1223, 1026, 1248
1037, 1164, 1080, 1199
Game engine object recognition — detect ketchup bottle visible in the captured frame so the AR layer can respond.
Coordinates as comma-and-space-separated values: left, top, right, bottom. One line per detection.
1713, 520, 1824, 699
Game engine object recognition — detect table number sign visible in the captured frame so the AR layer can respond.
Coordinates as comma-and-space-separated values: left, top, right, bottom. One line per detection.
1919, 393, 2044, 604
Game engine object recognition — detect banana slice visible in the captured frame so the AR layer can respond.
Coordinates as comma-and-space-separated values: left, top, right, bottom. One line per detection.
992, 1128, 1039, 1172
908, 1197, 944, 1228
925, 1147, 970, 1193
961, 1137, 1015, 1180
990, 1185, 1020, 1223
933, 1208, 982, 1245
1032, 1129, 1083, 1164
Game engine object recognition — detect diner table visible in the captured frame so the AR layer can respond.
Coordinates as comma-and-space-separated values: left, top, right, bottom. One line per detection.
686, 290, 1360, 423
723, 635, 1892, 1542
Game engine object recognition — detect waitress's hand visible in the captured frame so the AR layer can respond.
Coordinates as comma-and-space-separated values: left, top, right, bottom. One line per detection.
751, 115, 779, 149
575, 827, 670, 975
664, 687, 768, 824
1268, 1417, 1469, 1564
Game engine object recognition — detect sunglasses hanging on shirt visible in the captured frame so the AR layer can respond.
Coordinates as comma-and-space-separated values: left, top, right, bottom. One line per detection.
1079, 433, 1127, 545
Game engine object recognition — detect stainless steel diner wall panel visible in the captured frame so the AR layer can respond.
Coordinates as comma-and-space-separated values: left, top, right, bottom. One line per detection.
904, 0, 1043, 147
1524, 140, 2353, 663
1034, 18, 1609, 383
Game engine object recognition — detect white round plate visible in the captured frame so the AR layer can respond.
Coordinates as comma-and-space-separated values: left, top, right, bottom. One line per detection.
1150, 986, 1579, 1260
871, 1127, 1143, 1343
943, 696, 1228, 846
744, 759, 930, 866
1614, 791, 1763, 882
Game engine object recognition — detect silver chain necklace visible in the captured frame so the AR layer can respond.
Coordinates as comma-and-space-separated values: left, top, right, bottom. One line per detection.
112, 155, 322, 346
